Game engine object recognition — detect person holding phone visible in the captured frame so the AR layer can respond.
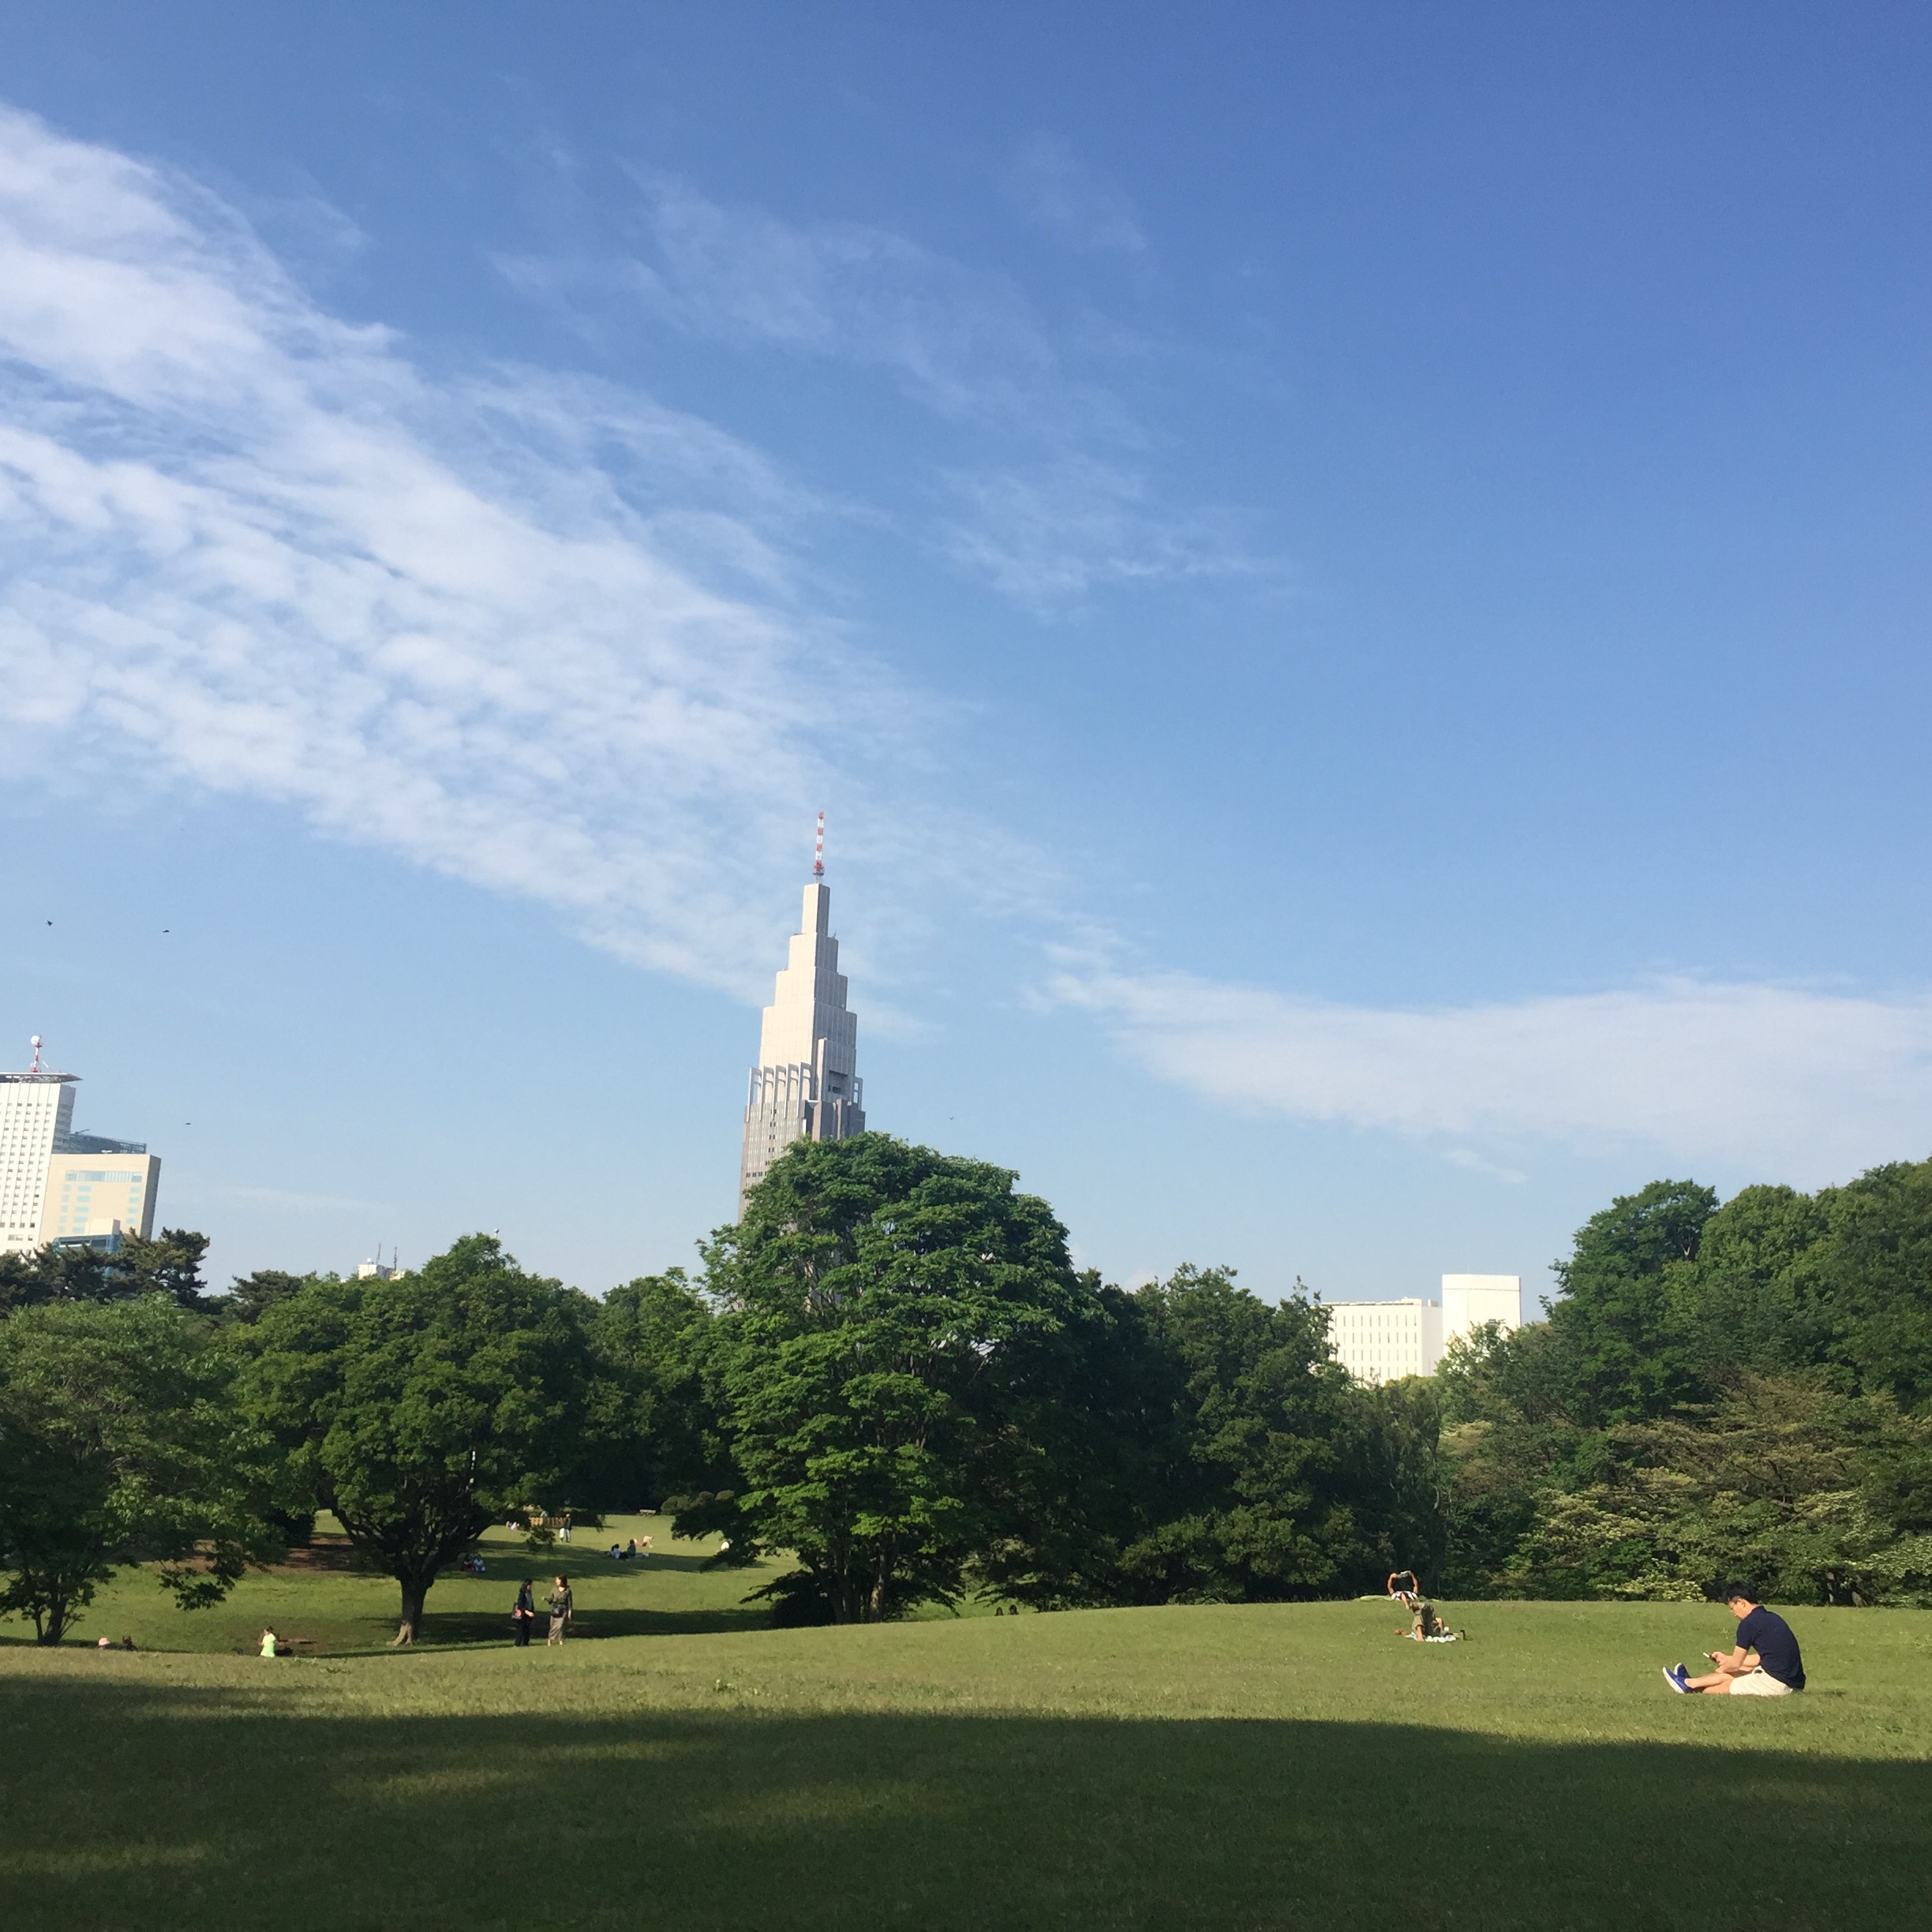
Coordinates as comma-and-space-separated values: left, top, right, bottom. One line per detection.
1664, 1585, 1805, 1695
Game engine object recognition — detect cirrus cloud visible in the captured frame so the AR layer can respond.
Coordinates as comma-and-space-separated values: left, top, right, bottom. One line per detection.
1053, 964, 1932, 1182
0, 103, 934, 997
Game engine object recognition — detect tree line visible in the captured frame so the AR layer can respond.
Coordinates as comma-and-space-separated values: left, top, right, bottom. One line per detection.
2, 1135, 1928, 1645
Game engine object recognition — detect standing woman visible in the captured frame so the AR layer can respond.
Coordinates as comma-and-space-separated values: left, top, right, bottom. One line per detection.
546, 1574, 573, 1646
511, 1578, 535, 1647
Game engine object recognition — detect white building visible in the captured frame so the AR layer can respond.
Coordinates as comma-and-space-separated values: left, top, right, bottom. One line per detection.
1327, 1274, 1522, 1383
2, 1041, 158, 1255
739, 878, 866, 1215
1, 1060, 76, 1254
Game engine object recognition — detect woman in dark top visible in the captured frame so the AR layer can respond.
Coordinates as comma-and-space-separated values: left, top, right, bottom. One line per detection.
511, 1578, 535, 1647
1664, 1585, 1804, 1695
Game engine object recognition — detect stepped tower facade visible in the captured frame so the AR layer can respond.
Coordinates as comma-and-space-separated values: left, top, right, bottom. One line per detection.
738, 879, 865, 1215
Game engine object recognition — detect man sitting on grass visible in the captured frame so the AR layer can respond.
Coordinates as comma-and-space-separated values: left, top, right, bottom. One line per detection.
1664, 1584, 1805, 1696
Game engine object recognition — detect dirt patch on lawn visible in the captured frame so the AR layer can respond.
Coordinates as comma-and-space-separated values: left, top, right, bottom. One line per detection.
275, 1537, 369, 1574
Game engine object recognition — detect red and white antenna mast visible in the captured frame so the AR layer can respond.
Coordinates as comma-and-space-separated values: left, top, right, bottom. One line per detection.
28, 1035, 44, 1073
812, 811, 825, 878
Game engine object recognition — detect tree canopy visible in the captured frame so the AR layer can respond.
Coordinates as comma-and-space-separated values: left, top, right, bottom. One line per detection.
8, 1140, 1931, 1646
1438, 1157, 1932, 1604
0, 1297, 279, 1642
0, 1228, 213, 1316
240, 1235, 599, 1643
705, 1133, 1099, 1622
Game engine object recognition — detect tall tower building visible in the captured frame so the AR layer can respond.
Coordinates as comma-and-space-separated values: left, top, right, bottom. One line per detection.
2, 1039, 157, 1256
2, 1050, 77, 1255
739, 876, 866, 1215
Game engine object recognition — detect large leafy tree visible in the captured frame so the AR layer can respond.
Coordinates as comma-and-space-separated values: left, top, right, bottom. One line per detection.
1821, 1161, 1932, 1410
969, 1273, 1174, 1611
1114, 1267, 1392, 1602
707, 1133, 1095, 1623
1547, 1179, 1717, 1425
242, 1236, 597, 1643
1435, 1158, 1932, 1597
588, 1269, 735, 1511
0, 1298, 279, 1643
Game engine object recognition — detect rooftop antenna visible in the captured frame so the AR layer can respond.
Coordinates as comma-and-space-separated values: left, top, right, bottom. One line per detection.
812, 811, 825, 878
28, 1035, 43, 1073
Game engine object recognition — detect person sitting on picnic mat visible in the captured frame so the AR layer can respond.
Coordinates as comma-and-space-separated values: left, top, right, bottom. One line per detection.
1664, 1584, 1805, 1695
546, 1574, 573, 1646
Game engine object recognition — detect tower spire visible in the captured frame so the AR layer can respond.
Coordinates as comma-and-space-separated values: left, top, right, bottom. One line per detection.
739, 851, 864, 1217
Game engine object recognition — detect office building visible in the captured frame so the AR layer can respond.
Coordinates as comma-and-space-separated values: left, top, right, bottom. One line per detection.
2, 1042, 157, 1256
1327, 1274, 1522, 1382
1327, 1297, 1443, 1382
1, 1061, 75, 1254
37, 1151, 160, 1250
739, 879, 865, 1215
1441, 1273, 1524, 1342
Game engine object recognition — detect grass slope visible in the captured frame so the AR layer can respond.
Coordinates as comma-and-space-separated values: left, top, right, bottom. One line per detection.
2, 1589, 1928, 1931
9, 1516, 775, 1654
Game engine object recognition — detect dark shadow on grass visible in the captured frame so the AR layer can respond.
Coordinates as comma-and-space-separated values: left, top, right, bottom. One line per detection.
409, 1604, 773, 1646
3, 1675, 1927, 1932
480, 1549, 743, 1578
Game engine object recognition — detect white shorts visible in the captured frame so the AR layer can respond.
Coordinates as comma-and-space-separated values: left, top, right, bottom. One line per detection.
1729, 1668, 1796, 1697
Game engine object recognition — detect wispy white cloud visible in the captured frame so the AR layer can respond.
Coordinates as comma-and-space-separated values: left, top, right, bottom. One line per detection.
504, 172, 1058, 429
1053, 964, 1932, 1181
0, 104, 949, 997
501, 171, 1260, 610
938, 456, 1264, 608
17, 100, 1926, 1202
1443, 1148, 1529, 1186
1007, 136, 1148, 256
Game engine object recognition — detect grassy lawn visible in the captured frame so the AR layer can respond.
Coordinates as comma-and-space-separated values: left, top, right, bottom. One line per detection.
2, 1582, 1927, 1930
4, 1515, 778, 1655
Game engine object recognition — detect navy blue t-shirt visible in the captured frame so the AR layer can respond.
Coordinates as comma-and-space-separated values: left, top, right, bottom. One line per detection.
1736, 1606, 1804, 1690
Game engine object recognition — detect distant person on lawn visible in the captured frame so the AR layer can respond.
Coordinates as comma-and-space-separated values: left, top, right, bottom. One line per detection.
260, 1627, 279, 1659
1664, 1586, 1805, 1695
512, 1578, 535, 1647
547, 1575, 573, 1646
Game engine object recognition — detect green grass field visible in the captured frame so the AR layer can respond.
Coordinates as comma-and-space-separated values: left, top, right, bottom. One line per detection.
2, 1537, 1928, 1931
15, 1515, 778, 1655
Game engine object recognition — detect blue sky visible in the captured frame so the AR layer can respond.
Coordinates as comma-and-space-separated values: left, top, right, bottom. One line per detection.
2, 4, 1930, 1303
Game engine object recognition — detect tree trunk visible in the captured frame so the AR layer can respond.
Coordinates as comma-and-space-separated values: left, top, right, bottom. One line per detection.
393, 1576, 432, 1646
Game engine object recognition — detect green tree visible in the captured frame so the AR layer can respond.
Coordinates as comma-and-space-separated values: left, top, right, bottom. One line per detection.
706, 1133, 1095, 1623
220, 1269, 316, 1325
1436, 1320, 1589, 1593
970, 1273, 1174, 1610
0, 1227, 212, 1315
1821, 1160, 1932, 1410
242, 1236, 597, 1643
588, 1269, 735, 1510
1494, 1373, 1932, 1606
1669, 1184, 1836, 1380
1547, 1179, 1717, 1425
0, 1298, 279, 1643
1436, 1158, 1932, 1597
1114, 1268, 1408, 1601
